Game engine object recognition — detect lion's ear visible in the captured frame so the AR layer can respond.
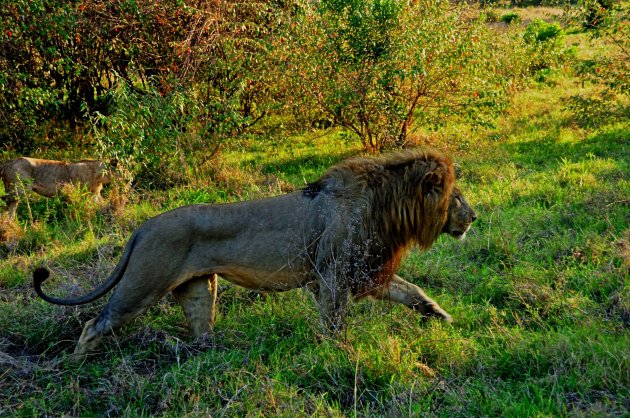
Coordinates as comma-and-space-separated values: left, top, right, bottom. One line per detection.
421, 171, 444, 196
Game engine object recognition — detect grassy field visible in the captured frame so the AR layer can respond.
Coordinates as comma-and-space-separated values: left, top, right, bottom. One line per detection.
1, 20, 629, 417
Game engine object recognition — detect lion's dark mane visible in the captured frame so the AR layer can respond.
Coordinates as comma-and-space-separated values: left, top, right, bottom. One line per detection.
304, 149, 455, 296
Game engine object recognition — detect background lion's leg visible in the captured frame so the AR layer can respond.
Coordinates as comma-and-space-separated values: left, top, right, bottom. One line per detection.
90, 183, 105, 204
369, 274, 453, 323
2, 194, 17, 219
318, 273, 350, 334
172, 274, 217, 338
2, 181, 21, 219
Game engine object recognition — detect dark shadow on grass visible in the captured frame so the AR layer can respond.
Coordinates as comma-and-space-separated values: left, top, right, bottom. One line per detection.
502, 126, 628, 170
259, 151, 357, 179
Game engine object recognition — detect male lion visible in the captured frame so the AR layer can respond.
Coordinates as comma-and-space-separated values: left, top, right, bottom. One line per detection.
33, 149, 476, 361
0, 157, 111, 219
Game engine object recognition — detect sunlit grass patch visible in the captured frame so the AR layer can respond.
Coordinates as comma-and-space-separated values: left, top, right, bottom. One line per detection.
222, 129, 361, 190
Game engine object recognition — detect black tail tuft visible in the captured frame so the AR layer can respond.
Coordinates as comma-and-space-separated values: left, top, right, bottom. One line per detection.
33, 267, 51, 289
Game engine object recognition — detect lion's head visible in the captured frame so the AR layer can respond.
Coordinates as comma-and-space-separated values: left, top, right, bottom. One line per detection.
361, 149, 457, 250
305, 149, 475, 293
442, 186, 477, 240
308, 149, 472, 252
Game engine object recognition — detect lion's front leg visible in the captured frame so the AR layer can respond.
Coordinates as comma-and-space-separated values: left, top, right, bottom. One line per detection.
317, 272, 350, 335
369, 274, 453, 323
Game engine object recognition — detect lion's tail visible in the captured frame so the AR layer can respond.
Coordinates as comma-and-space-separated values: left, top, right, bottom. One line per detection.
33, 231, 141, 306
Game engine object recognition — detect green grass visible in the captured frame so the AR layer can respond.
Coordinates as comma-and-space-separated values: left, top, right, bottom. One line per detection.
1, 32, 629, 416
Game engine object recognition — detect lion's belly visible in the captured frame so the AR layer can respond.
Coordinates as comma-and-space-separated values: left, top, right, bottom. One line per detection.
215, 265, 311, 291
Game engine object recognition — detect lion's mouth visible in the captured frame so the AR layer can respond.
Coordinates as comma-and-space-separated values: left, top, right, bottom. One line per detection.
450, 224, 472, 240
452, 231, 466, 240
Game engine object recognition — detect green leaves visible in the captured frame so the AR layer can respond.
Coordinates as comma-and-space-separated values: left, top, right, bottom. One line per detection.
278, 0, 510, 151
0, 0, 196, 152
91, 79, 206, 190
524, 20, 564, 45
564, 1, 629, 127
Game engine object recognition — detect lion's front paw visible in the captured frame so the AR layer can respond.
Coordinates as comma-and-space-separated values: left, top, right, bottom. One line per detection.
421, 303, 453, 324
437, 310, 453, 323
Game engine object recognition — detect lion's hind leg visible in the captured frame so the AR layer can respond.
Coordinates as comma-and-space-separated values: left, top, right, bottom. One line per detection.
72, 290, 167, 362
73, 317, 109, 362
172, 275, 218, 338
368, 274, 453, 323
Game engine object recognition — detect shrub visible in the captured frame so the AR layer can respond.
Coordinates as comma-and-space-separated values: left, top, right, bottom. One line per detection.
0, 0, 296, 154
0, 0, 197, 153
501, 12, 521, 25
524, 19, 564, 45
523, 19, 567, 72
583, 0, 614, 29
91, 80, 209, 190
275, 0, 508, 152
564, 2, 629, 126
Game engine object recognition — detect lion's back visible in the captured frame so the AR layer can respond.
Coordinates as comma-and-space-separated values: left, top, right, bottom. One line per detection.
2, 157, 38, 185
129, 194, 325, 286
139, 192, 326, 260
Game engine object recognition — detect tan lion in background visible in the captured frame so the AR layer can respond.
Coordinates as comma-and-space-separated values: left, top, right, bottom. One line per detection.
0, 157, 112, 219
33, 149, 476, 361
